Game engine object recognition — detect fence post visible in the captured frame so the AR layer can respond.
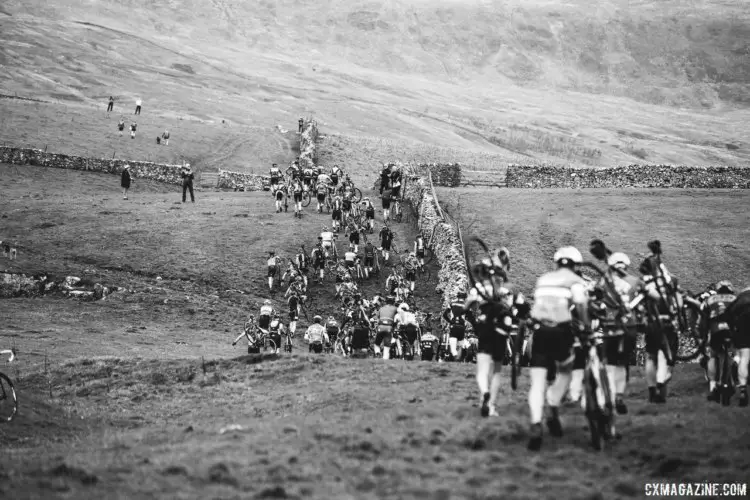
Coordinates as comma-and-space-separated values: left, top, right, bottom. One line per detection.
428, 171, 445, 222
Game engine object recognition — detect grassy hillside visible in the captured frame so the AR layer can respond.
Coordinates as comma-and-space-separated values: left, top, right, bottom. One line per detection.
437, 187, 750, 293
1, 0, 749, 168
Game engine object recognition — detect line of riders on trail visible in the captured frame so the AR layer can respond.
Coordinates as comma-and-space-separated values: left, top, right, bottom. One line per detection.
235, 234, 749, 452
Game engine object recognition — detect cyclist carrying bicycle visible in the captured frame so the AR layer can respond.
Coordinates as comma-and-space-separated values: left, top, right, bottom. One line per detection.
304, 316, 329, 354
296, 246, 310, 289
638, 242, 680, 404
269, 163, 282, 192
588, 252, 642, 419
267, 251, 282, 291
363, 240, 377, 279
268, 314, 285, 355
726, 286, 750, 407
331, 165, 342, 186
414, 235, 427, 271
315, 177, 329, 213
527, 246, 591, 452
395, 303, 420, 358
232, 315, 262, 354
379, 164, 391, 194
403, 252, 419, 292
320, 226, 335, 258
258, 299, 276, 333
341, 190, 353, 224
704, 281, 738, 403
291, 179, 304, 218
464, 249, 516, 418
381, 185, 392, 223
375, 296, 399, 359
442, 292, 470, 361
311, 240, 326, 283
331, 195, 343, 233
326, 316, 342, 354
286, 288, 301, 335
363, 197, 376, 233
345, 220, 361, 253
379, 224, 394, 262
302, 165, 314, 190
273, 182, 287, 213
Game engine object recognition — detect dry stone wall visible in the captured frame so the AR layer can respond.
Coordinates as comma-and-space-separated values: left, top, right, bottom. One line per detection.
399, 164, 469, 313
507, 164, 750, 189
0, 146, 188, 185
299, 118, 318, 169
216, 170, 265, 190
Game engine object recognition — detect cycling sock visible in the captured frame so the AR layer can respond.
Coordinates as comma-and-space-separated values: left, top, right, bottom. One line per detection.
546, 369, 571, 408
476, 354, 492, 395
449, 337, 458, 357
489, 367, 503, 409
605, 365, 619, 403
268, 278, 273, 289
528, 368, 548, 425
645, 358, 657, 387
709, 380, 717, 391
656, 351, 669, 384
382, 343, 391, 360
289, 321, 296, 334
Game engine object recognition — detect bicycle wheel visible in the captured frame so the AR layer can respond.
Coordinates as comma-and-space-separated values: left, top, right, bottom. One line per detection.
720, 345, 734, 406
509, 334, 518, 391
0, 372, 18, 422
352, 188, 362, 203
583, 369, 604, 451
302, 191, 311, 207
265, 338, 277, 353
285, 335, 293, 353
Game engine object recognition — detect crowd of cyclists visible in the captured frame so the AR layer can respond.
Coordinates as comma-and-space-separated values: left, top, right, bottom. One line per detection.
234, 157, 750, 453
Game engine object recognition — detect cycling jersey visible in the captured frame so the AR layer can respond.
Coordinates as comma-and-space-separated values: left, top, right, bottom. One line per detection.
704, 293, 737, 333
305, 324, 328, 343
344, 251, 357, 263
595, 273, 642, 328
270, 168, 280, 178
260, 305, 274, 316
316, 183, 328, 195
269, 319, 282, 333
296, 253, 309, 269
415, 238, 424, 251
364, 245, 375, 258
303, 169, 313, 179
382, 189, 392, 202
293, 182, 303, 193
321, 232, 333, 245
317, 174, 331, 185
530, 268, 587, 327
267, 257, 278, 267
379, 229, 393, 245
396, 310, 418, 327
378, 304, 398, 323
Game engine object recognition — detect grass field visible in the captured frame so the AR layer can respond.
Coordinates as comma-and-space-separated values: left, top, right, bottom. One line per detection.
436, 187, 750, 294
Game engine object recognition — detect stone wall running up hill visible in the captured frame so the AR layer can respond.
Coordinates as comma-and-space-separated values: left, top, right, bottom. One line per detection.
507, 164, 750, 189
407, 163, 462, 187
0, 146, 188, 184
299, 118, 318, 169
400, 164, 469, 313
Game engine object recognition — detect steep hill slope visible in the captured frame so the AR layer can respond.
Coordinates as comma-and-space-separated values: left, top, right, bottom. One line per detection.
1, 0, 749, 167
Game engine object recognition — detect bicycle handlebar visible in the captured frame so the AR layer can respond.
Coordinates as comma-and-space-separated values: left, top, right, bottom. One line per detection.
1, 349, 16, 363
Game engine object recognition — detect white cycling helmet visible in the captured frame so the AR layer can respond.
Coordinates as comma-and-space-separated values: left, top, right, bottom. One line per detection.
399, 303, 410, 311
553, 246, 583, 265
608, 252, 631, 269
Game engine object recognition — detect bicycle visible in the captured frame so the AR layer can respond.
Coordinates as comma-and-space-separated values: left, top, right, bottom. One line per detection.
0, 349, 18, 422
712, 330, 739, 406
283, 331, 294, 353
576, 326, 616, 451
232, 319, 277, 354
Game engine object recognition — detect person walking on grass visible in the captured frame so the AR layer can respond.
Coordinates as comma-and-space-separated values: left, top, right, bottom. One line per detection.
181, 165, 195, 203
135, 98, 142, 115
162, 129, 170, 146
121, 164, 132, 200
118, 117, 125, 136
107, 96, 114, 115
130, 122, 137, 139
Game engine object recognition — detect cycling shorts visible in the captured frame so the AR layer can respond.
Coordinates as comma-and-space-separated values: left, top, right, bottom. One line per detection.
343, 201, 352, 211
405, 270, 416, 281
644, 321, 678, 366
477, 326, 507, 362
270, 176, 280, 185
392, 186, 401, 198
403, 324, 419, 345
314, 259, 325, 270
322, 241, 332, 249
309, 341, 323, 354
275, 191, 284, 201
381, 240, 391, 251
528, 322, 575, 369
449, 323, 466, 341
708, 328, 733, 354
288, 308, 299, 321
258, 315, 271, 330
267, 266, 277, 277
345, 260, 355, 268
375, 328, 392, 347
416, 249, 425, 259
332, 209, 342, 221
349, 232, 359, 243
293, 192, 302, 202
602, 326, 636, 367
317, 193, 326, 203
382, 199, 391, 210
366, 210, 375, 220
364, 256, 374, 267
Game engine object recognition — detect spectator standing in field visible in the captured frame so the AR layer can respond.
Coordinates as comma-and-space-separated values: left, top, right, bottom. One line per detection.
298, 118, 304, 133
162, 129, 170, 145
181, 165, 195, 203
117, 118, 125, 136
107, 96, 114, 115
130, 122, 137, 139
121, 164, 132, 200
135, 98, 142, 115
